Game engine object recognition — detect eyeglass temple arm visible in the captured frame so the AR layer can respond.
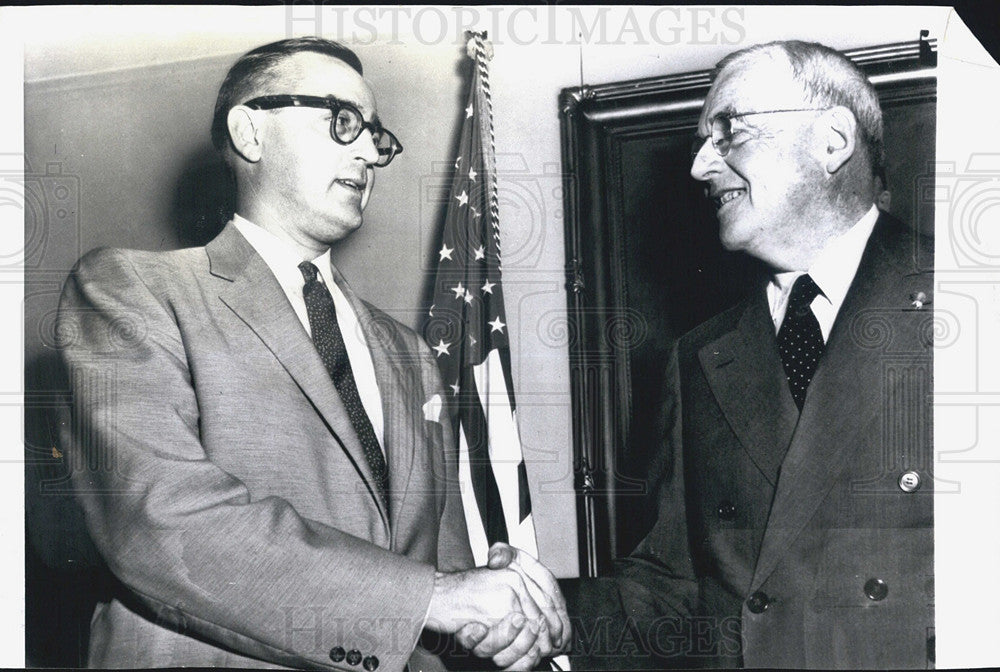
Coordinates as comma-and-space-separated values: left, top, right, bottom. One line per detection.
241, 95, 402, 158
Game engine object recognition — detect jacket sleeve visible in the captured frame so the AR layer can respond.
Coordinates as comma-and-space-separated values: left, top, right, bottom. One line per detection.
416, 341, 475, 574
58, 247, 436, 672
563, 341, 699, 669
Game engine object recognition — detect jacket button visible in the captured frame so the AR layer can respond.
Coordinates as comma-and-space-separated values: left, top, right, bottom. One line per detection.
346, 649, 363, 666
363, 655, 380, 671
898, 470, 921, 492
864, 578, 888, 601
746, 591, 770, 614
329, 646, 346, 663
717, 500, 736, 521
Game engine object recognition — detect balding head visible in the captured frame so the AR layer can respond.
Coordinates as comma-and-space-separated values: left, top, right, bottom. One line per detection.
715, 41, 883, 175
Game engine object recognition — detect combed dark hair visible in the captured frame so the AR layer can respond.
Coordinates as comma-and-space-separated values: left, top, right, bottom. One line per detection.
210, 37, 363, 152
715, 40, 884, 174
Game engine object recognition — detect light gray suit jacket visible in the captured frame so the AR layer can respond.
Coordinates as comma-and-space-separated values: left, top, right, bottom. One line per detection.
57, 223, 474, 670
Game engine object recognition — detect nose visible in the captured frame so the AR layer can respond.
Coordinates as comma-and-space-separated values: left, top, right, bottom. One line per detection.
690, 137, 720, 182
352, 127, 381, 166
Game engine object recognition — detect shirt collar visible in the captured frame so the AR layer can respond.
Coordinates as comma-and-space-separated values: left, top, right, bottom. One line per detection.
807, 204, 879, 304
771, 204, 879, 302
232, 213, 334, 287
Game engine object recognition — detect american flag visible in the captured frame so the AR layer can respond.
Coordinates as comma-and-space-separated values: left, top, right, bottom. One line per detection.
425, 33, 537, 564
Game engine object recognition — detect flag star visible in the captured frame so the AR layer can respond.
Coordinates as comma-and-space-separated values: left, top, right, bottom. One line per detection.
432, 339, 451, 357
470, 206, 480, 219
482, 279, 496, 294
489, 316, 506, 333
439, 244, 454, 261
464, 290, 474, 304
466, 103, 474, 118
469, 334, 478, 346
456, 190, 469, 206
451, 282, 466, 299
473, 245, 485, 261
449, 382, 460, 396
469, 167, 478, 182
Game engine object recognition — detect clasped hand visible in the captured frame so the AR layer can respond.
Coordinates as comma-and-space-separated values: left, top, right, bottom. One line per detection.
426, 543, 571, 670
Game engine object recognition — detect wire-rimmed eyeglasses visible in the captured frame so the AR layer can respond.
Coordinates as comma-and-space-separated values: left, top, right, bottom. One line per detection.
242, 94, 403, 167
691, 107, 829, 159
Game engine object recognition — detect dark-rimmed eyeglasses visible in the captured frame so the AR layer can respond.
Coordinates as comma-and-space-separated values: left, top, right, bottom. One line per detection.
692, 107, 829, 159
242, 94, 403, 167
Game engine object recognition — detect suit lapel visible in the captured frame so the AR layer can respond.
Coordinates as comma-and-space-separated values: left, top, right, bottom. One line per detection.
206, 224, 389, 527
750, 215, 926, 591
328, 267, 418, 541
699, 288, 799, 486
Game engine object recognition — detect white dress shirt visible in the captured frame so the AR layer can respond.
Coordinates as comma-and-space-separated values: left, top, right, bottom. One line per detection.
767, 204, 879, 341
233, 214, 385, 453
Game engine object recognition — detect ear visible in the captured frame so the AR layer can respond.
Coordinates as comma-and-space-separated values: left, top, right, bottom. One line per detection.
227, 106, 263, 163
819, 106, 857, 174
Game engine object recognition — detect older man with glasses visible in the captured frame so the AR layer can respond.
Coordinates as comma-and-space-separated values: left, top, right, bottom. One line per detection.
551, 39, 934, 670
57, 37, 568, 672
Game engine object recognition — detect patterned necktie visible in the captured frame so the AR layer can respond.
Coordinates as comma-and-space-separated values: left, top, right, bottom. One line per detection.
299, 261, 389, 509
777, 274, 825, 410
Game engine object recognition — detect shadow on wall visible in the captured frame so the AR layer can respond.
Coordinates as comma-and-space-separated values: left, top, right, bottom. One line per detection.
24, 145, 237, 667
170, 146, 235, 248
24, 350, 111, 667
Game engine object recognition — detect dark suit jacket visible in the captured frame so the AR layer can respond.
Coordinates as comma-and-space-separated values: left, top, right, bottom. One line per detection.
57, 223, 474, 670
565, 213, 934, 669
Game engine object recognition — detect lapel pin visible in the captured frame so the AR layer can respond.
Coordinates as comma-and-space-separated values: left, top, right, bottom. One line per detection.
910, 291, 929, 310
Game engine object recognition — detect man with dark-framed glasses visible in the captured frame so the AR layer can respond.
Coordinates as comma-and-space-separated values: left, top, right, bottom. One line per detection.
557, 39, 934, 669
239, 93, 403, 166
56, 37, 567, 671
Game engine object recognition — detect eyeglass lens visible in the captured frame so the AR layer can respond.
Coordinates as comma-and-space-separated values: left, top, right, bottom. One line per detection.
711, 116, 733, 156
372, 136, 396, 166
690, 116, 734, 162
332, 107, 363, 143
330, 106, 398, 166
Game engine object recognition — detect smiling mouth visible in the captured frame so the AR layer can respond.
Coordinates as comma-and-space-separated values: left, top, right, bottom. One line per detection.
711, 188, 746, 209
335, 178, 367, 193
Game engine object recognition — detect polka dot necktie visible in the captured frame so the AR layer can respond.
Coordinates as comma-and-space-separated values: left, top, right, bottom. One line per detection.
299, 261, 389, 510
777, 274, 825, 411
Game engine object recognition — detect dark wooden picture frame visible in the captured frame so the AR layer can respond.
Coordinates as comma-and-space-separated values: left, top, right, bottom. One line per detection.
560, 36, 938, 577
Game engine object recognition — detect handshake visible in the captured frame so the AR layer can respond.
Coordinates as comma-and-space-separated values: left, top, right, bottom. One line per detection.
426, 542, 571, 670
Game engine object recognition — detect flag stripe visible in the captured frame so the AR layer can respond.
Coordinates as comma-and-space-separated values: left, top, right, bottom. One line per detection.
471, 353, 524, 532
458, 372, 509, 545
518, 461, 531, 522
456, 430, 489, 565
496, 336, 518, 414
